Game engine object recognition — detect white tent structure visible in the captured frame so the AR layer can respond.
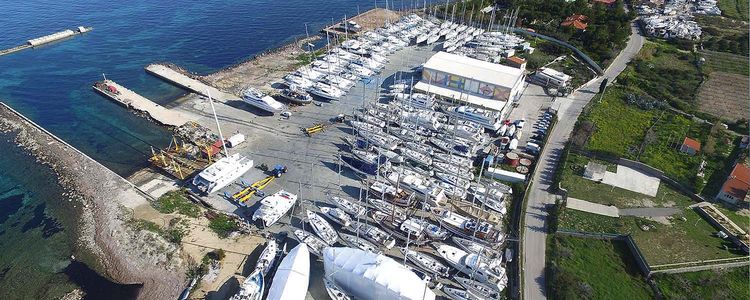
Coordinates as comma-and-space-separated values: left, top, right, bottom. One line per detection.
267, 243, 310, 300
323, 247, 436, 300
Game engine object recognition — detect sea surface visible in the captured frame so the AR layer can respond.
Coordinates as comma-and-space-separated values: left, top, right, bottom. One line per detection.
0, 0, 439, 298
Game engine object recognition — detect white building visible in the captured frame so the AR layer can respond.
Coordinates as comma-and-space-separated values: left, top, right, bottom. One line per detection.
414, 52, 526, 117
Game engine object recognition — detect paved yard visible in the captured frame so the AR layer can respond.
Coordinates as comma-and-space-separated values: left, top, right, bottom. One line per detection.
566, 197, 620, 217
593, 165, 661, 197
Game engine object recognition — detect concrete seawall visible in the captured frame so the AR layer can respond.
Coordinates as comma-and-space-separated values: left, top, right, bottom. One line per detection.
93, 79, 194, 127
145, 64, 237, 102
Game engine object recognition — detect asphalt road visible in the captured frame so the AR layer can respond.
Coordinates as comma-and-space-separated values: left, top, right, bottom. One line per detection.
521, 23, 645, 300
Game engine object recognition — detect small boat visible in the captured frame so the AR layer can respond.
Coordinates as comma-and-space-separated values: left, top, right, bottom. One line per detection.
452, 236, 500, 259
371, 211, 430, 245
358, 131, 399, 151
254, 240, 279, 275
340, 155, 383, 176
319, 206, 352, 227
241, 87, 286, 114
306, 210, 338, 245
349, 120, 382, 133
432, 161, 474, 180
324, 278, 352, 300
266, 244, 310, 300
433, 209, 504, 244
400, 247, 450, 277
339, 232, 380, 254
433, 179, 467, 200
400, 147, 432, 167
329, 195, 366, 217
436, 244, 506, 291
230, 269, 264, 300
346, 220, 396, 249
433, 153, 472, 168
292, 229, 327, 257
278, 86, 313, 105
403, 141, 434, 156
354, 112, 386, 128
435, 172, 471, 189
424, 221, 451, 241
366, 198, 408, 221
456, 276, 501, 298
351, 148, 388, 166
472, 193, 507, 215
368, 180, 414, 207
450, 200, 502, 225
442, 286, 482, 300
308, 82, 345, 100
252, 190, 298, 228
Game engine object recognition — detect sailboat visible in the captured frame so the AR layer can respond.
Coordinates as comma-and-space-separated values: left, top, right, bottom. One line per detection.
319, 206, 353, 227
292, 229, 327, 257
324, 278, 352, 300
339, 232, 380, 254
329, 195, 366, 217
400, 247, 450, 277
266, 244, 310, 300
230, 240, 279, 300
305, 210, 338, 245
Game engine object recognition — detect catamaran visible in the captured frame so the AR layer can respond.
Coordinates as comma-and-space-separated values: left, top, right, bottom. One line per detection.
192, 153, 254, 194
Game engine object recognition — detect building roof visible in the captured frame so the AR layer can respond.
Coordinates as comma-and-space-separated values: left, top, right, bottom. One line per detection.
682, 137, 701, 151
722, 164, 750, 200
593, 0, 617, 4
422, 51, 524, 89
561, 14, 589, 30
507, 56, 527, 65
585, 162, 607, 176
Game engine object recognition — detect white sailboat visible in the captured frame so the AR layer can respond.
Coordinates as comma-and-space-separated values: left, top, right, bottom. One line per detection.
266, 244, 310, 300
319, 206, 352, 227
293, 229, 327, 257
329, 195, 366, 217
305, 210, 338, 245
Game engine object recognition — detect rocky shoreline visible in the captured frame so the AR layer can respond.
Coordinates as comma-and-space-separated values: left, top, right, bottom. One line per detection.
0, 103, 187, 300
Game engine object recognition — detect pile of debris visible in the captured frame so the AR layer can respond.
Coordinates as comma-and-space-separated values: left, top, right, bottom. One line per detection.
637, 0, 720, 40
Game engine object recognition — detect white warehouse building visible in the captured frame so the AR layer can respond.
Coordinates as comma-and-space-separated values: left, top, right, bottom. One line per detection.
414, 51, 525, 117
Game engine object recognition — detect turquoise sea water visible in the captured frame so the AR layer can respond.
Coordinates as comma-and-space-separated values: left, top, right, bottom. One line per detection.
0, 0, 440, 298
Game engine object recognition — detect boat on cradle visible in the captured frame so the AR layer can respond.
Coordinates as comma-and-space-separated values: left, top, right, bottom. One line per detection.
446, 106, 502, 133
305, 210, 338, 245
278, 86, 313, 105
424, 221, 451, 241
241, 87, 286, 114
252, 190, 298, 228
435, 172, 471, 190
436, 244, 506, 290
430, 137, 472, 157
324, 278, 352, 300
292, 229, 327, 257
366, 198, 408, 222
307, 82, 345, 100
368, 180, 414, 207
358, 131, 399, 150
266, 243, 310, 300
329, 195, 366, 217
349, 120, 381, 133
351, 148, 388, 166
230, 269, 264, 300
385, 171, 446, 208
433, 152, 472, 168
455, 276, 501, 298
254, 240, 280, 275
351, 145, 403, 164
323, 247, 436, 300
471, 192, 507, 215
339, 232, 380, 254
370, 211, 430, 245
192, 153, 254, 194
442, 286, 483, 300
433, 208, 504, 244
432, 179, 467, 200
319, 206, 352, 227
400, 147, 432, 167
452, 236, 500, 259
346, 220, 396, 249
340, 155, 384, 176
432, 161, 474, 181
403, 141, 434, 156
400, 247, 450, 277
354, 111, 386, 128
450, 199, 502, 225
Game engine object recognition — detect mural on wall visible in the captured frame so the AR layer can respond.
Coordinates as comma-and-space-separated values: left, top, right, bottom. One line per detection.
478, 83, 495, 97
493, 86, 511, 100
433, 71, 448, 85
448, 75, 464, 89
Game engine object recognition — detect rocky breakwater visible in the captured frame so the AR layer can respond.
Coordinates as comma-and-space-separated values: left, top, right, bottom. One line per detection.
0, 103, 187, 300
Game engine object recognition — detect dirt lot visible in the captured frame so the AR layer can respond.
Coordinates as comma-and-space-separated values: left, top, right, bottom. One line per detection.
697, 71, 749, 121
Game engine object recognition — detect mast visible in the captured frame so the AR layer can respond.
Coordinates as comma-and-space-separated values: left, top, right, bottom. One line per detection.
206, 89, 229, 158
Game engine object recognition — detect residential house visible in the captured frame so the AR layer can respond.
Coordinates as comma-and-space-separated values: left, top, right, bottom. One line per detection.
561, 14, 589, 31
593, 0, 617, 6
716, 163, 750, 205
679, 137, 701, 155
506, 56, 527, 69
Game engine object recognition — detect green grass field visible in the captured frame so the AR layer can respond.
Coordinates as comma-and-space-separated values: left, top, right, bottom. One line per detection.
701, 50, 750, 76
549, 236, 654, 299
718, 0, 750, 21
654, 267, 750, 299
558, 208, 747, 265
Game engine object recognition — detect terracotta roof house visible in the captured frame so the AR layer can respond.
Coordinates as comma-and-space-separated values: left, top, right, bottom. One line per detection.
680, 137, 701, 155
506, 56, 527, 69
716, 163, 750, 204
561, 14, 589, 31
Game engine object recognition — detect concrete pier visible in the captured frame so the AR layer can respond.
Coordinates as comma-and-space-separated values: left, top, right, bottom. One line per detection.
92, 79, 193, 127
0, 26, 93, 57
145, 64, 237, 102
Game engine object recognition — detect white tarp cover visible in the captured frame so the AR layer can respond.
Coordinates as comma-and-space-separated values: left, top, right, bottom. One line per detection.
267, 243, 310, 300
323, 247, 436, 300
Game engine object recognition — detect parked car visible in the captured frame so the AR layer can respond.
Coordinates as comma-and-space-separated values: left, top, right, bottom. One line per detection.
515, 119, 526, 129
